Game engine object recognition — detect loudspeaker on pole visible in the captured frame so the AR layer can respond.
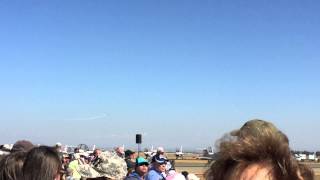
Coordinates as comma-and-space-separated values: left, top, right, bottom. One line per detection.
136, 134, 142, 144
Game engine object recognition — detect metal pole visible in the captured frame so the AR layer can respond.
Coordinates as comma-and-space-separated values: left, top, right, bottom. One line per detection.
138, 144, 141, 157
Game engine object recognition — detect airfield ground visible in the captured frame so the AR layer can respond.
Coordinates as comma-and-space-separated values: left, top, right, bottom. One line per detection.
163, 153, 320, 180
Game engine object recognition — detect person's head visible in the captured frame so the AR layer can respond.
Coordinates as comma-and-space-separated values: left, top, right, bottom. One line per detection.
135, 157, 149, 176
23, 146, 61, 180
206, 119, 303, 180
0, 151, 27, 180
157, 147, 165, 155
231, 119, 289, 144
125, 150, 135, 159
62, 153, 70, 164
181, 171, 189, 179
55, 142, 62, 152
94, 149, 102, 157
11, 140, 34, 153
227, 162, 277, 180
115, 146, 124, 157
153, 155, 167, 173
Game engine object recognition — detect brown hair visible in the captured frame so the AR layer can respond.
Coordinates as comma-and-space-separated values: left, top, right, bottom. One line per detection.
22, 146, 61, 180
11, 140, 34, 153
298, 163, 314, 180
0, 151, 26, 180
206, 125, 302, 180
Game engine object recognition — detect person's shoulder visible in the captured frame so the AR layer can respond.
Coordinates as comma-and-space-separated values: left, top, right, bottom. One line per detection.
125, 176, 140, 180
146, 170, 161, 180
147, 169, 158, 174
125, 173, 140, 180
68, 160, 78, 167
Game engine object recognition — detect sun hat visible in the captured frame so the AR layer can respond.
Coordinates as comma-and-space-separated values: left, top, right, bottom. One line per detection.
77, 151, 127, 179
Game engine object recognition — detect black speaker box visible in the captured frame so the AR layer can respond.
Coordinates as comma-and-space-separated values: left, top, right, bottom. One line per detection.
136, 134, 142, 144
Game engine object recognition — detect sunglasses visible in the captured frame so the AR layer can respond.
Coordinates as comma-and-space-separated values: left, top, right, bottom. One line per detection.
138, 163, 149, 166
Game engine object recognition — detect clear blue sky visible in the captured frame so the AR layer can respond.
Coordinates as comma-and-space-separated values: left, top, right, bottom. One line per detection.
0, 0, 319, 151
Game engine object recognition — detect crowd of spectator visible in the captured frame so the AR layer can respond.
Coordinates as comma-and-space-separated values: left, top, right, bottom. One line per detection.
0, 119, 315, 180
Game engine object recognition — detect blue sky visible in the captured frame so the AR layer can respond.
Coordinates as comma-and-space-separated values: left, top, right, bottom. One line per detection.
0, 0, 319, 151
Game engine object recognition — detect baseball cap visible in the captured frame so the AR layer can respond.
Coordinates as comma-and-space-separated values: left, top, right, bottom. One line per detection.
154, 154, 167, 164
125, 149, 135, 157
136, 157, 149, 166
157, 147, 164, 153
